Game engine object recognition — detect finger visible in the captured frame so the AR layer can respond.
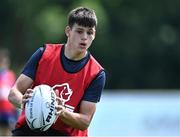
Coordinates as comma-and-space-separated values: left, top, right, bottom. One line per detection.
22, 98, 30, 104
23, 93, 32, 100
26, 88, 34, 93
55, 104, 64, 110
56, 97, 63, 102
55, 107, 64, 115
56, 97, 64, 105
55, 105, 65, 115
55, 110, 63, 115
22, 90, 33, 104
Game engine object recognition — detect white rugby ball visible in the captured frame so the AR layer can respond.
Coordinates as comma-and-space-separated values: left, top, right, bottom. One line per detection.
25, 84, 57, 131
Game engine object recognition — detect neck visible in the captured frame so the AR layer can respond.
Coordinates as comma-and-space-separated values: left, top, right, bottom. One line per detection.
64, 44, 87, 61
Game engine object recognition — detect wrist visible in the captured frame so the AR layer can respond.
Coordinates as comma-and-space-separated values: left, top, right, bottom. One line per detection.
60, 105, 67, 117
20, 103, 24, 110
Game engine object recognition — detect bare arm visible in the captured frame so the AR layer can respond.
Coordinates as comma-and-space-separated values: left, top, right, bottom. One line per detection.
8, 74, 33, 109
56, 100, 96, 130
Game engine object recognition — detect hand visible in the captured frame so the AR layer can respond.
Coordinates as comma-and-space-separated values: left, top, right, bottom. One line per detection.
22, 88, 33, 104
55, 97, 65, 116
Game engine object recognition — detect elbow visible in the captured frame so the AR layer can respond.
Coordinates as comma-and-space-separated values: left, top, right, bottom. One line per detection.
80, 125, 89, 131
79, 120, 91, 131
79, 113, 95, 130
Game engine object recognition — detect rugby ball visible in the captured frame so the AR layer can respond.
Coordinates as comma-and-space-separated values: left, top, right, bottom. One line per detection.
25, 84, 57, 131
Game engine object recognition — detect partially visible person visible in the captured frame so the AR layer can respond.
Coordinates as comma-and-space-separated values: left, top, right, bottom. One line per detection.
0, 48, 16, 135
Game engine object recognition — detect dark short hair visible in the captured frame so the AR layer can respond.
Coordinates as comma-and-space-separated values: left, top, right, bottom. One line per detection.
68, 7, 97, 28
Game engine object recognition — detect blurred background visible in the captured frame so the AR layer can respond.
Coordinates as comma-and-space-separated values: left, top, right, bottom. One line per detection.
1, 0, 180, 136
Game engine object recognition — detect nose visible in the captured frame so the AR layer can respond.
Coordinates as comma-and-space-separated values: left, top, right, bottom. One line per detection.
81, 32, 88, 40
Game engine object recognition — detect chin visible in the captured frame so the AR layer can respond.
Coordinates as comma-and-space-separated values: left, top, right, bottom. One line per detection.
78, 46, 87, 51
77, 48, 86, 54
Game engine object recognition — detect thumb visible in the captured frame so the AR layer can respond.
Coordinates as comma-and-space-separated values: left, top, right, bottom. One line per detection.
56, 97, 65, 106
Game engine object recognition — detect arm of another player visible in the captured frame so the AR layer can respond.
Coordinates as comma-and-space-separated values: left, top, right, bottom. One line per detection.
8, 74, 33, 109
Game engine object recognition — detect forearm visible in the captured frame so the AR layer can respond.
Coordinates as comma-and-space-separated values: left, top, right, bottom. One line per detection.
60, 109, 92, 130
8, 88, 23, 109
8, 74, 33, 109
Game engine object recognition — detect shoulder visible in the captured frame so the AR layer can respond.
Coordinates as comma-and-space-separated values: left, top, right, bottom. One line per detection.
44, 44, 63, 50
97, 70, 106, 79
42, 44, 63, 58
89, 55, 104, 70
21, 47, 45, 80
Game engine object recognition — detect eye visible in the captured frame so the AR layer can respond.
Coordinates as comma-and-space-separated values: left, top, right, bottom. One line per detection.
87, 31, 93, 35
76, 30, 83, 34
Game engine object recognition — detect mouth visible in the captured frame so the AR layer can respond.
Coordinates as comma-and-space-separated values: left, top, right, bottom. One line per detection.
79, 43, 87, 48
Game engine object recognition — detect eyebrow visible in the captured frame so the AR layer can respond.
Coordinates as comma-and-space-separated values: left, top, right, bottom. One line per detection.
76, 27, 84, 30
76, 27, 95, 32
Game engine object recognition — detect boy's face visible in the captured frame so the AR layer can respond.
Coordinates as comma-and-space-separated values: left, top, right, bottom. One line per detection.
65, 23, 96, 53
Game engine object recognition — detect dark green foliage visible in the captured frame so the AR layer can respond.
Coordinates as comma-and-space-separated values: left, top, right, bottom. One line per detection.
1, 0, 180, 89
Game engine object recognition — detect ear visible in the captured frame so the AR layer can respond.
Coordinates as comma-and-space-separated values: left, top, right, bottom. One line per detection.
92, 30, 96, 40
65, 26, 71, 37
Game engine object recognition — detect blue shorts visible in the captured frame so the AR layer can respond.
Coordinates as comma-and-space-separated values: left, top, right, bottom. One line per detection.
0, 112, 16, 127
